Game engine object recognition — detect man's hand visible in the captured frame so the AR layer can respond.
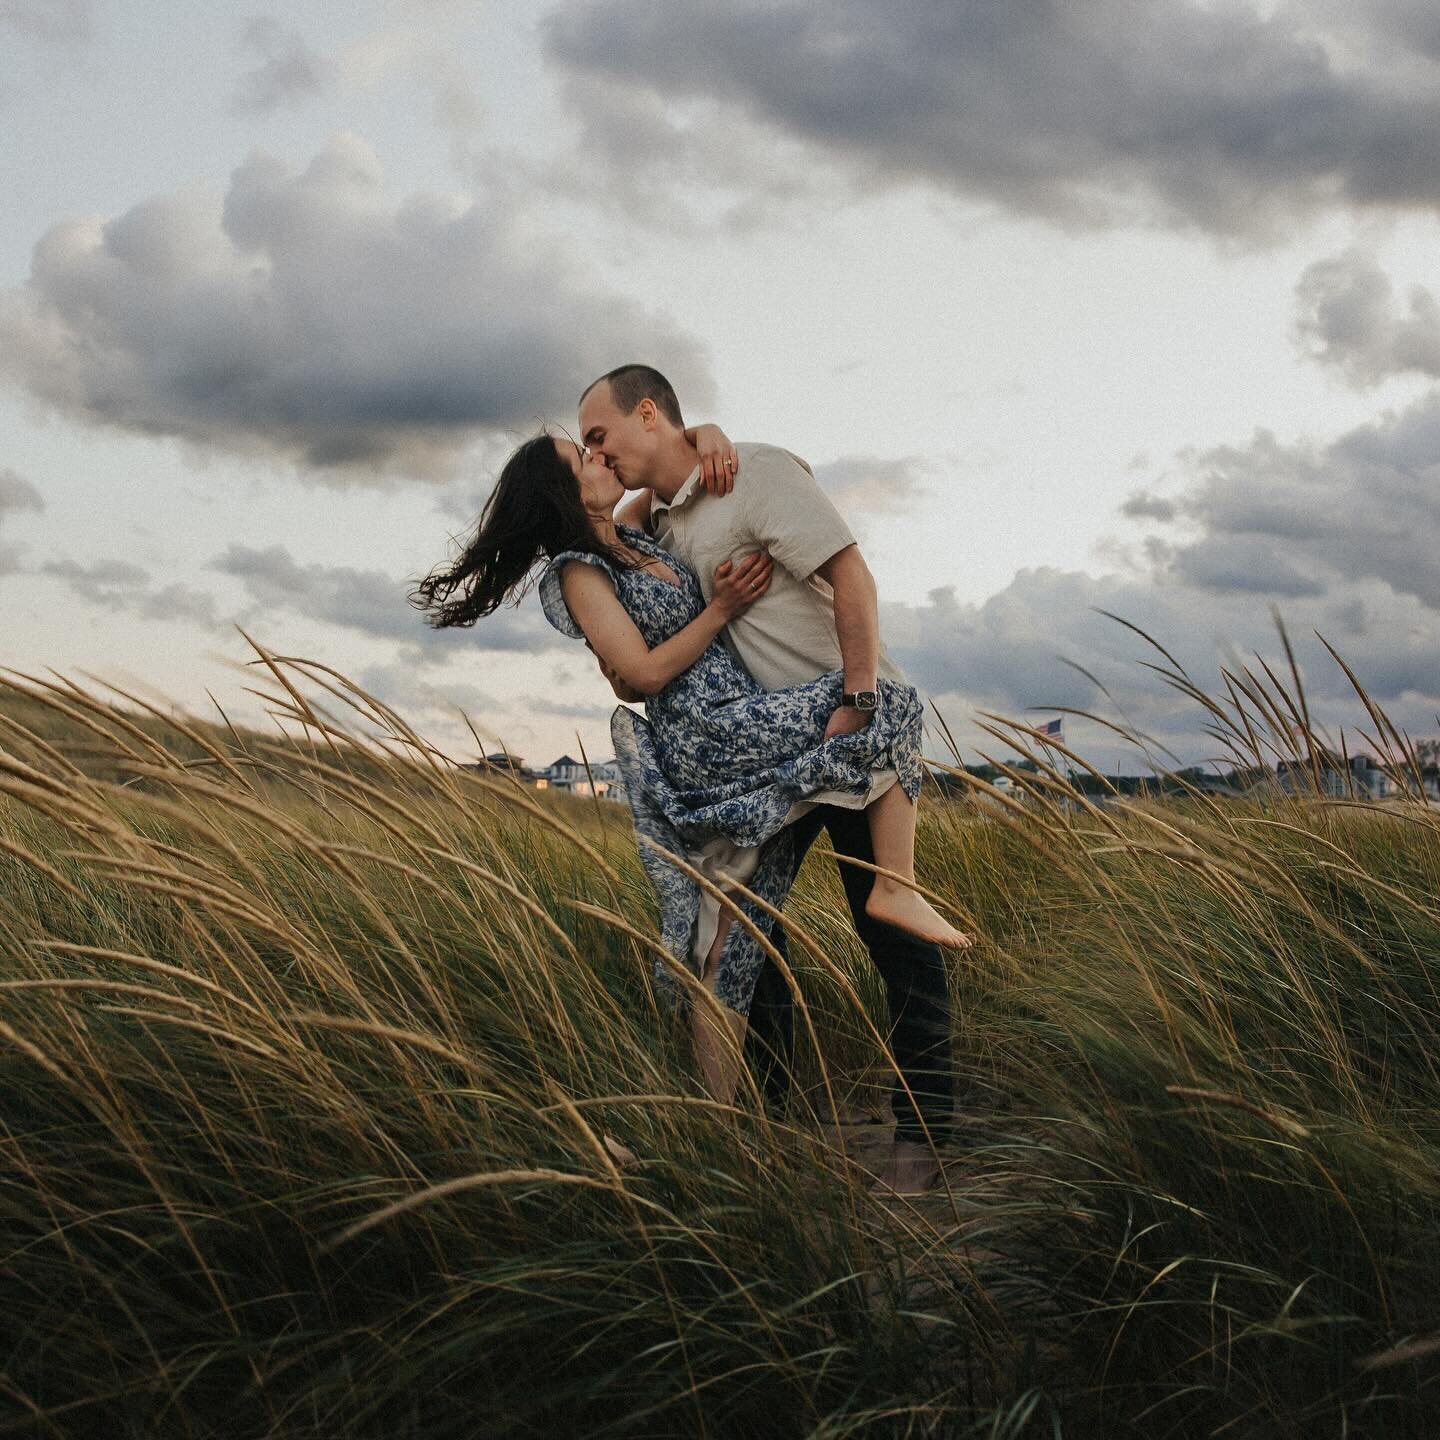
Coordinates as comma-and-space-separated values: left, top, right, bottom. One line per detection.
588, 641, 645, 702
823, 705, 874, 741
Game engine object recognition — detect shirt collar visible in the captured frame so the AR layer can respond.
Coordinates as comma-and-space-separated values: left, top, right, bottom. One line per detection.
649, 464, 703, 519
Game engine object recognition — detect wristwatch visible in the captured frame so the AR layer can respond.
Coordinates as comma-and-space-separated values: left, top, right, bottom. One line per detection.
841, 689, 878, 711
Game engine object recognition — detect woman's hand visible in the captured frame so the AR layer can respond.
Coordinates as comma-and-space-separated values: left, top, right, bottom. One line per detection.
687, 423, 739, 496
710, 551, 773, 620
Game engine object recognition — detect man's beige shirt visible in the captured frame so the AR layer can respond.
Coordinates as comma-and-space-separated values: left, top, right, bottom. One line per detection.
649, 442, 905, 693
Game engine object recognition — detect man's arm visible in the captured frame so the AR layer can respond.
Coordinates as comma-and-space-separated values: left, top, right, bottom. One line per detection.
812, 543, 880, 739
614, 487, 653, 533
739, 447, 876, 736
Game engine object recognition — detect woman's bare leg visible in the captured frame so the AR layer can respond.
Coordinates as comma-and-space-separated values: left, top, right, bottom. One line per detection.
863, 784, 974, 949
691, 914, 750, 1104
602, 912, 750, 1167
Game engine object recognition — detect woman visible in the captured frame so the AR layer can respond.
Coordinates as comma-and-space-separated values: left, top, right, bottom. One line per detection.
414, 430, 971, 1104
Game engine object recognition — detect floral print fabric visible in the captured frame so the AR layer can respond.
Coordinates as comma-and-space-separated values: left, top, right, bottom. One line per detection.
539, 524, 924, 1016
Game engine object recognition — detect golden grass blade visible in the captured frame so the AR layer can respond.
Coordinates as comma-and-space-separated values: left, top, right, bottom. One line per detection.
75, 671, 259, 795
321, 1168, 633, 1250
1164, 1085, 1312, 1139
285, 1012, 483, 1076
0, 708, 92, 785
0, 978, 230, 1022
0, 833, 88, 903
31, 943, 274, 1019
92, 1006, 281, 1060
0, 1015, 81, 1090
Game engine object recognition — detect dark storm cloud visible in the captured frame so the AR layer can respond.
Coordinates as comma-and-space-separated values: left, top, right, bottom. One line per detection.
211, 541, 564, 657
886, 562, 1440, 769
0, 469, 44, 575
228, 17, 328, 115
1310, 0, 1440, 61
1294, 248, 1440, 386
886, 570, 1126, 717
38, 557, 220, 626
874, 390, 1440, 762
545, 0, 1440, 237
1120, 491, 1178, 522
0, 469, 44, 518
0, 134, 713, 479
213, 544, 420, 644
1162, 399, 1440, 609
1168, 535, 1324, 598
543, 73, 833, 232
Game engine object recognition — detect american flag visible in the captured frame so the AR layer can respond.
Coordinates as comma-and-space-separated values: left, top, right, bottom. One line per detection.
1040, 718, 1064, 738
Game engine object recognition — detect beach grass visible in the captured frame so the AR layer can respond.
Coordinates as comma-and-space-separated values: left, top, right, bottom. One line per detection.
1, 634, 1438, 1437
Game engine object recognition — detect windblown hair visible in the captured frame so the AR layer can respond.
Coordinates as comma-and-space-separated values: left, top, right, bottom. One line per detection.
581, 364, 684, 428
409, 434, 635, 629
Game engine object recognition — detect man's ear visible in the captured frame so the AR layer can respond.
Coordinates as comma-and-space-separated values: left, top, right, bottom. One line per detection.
638, 397, 657, 430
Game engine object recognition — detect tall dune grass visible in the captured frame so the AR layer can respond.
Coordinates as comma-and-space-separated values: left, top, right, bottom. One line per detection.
0, 632, 1438, 1437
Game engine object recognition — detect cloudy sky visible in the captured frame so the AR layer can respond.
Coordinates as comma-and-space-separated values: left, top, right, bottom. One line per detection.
3, 0, 1439, 774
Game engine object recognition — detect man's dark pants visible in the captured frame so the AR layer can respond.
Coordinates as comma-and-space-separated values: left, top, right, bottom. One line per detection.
741, 801, 954, 1147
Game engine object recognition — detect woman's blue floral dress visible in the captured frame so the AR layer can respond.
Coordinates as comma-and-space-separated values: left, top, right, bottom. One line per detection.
539, 525, 924, 1018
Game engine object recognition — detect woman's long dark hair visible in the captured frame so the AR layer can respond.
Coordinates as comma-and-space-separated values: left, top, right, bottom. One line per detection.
410, 433, 636, 629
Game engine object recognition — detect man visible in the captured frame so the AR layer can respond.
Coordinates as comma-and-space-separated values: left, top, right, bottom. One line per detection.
578, 363, 955, 1195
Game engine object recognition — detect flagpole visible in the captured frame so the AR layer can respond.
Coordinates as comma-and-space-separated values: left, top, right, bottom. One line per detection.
1039, 716, 1065, 804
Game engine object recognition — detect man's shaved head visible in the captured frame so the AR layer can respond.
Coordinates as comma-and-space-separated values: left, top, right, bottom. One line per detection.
580, 365, 684, 428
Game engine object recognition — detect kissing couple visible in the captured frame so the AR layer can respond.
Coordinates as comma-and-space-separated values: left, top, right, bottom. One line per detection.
415, 365, 972, 1195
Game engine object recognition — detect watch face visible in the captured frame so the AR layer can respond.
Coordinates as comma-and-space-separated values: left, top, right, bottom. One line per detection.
846, 690, 878, 710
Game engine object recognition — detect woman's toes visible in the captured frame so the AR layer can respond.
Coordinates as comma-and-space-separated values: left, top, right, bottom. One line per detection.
602, 1133, 639, 1168
865, 889, 973, 949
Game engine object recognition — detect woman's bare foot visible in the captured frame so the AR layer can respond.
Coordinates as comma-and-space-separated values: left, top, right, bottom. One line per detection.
868, 1139, 941, 1198
865, 881, 974, 949
823, 1099, 885, 1127
602, 1133, 639, 1168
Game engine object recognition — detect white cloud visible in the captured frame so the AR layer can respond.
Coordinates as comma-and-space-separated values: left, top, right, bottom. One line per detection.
814, 454, 931, 517
0, 133, 714, 481
1295, 247, 1440, 386
228, 16, 328, 116
0, 0, 91, 45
